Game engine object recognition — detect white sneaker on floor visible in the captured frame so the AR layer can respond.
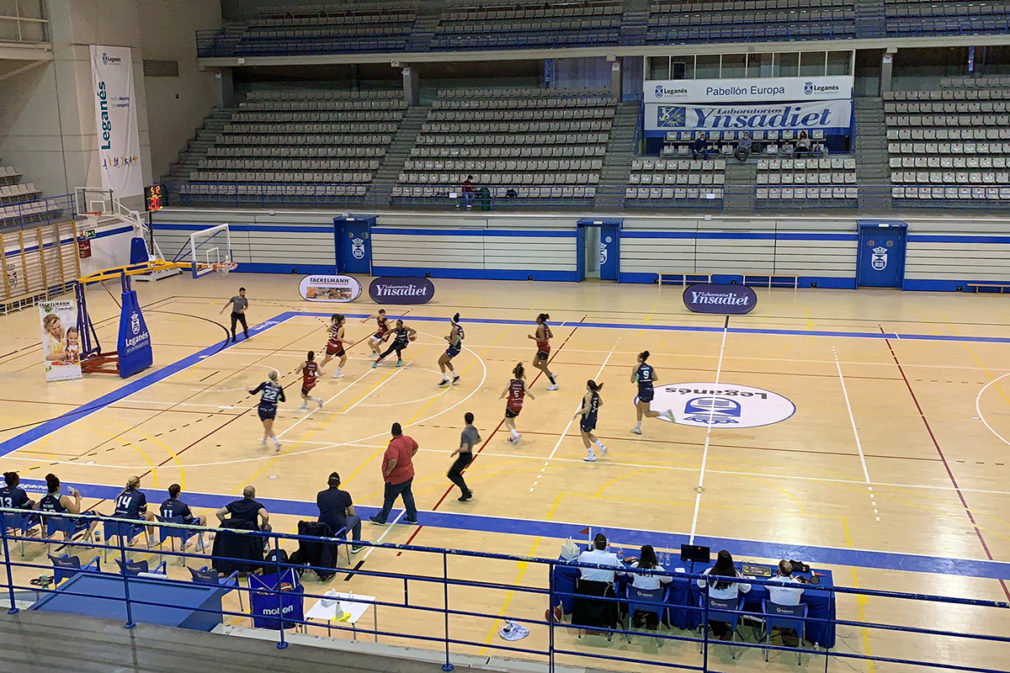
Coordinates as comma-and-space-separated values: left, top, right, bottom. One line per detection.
547, 383, 558, 391
512, 433, 521, 443
260, 438, 267, 447
298, 403, 308, 410
599, 445, 607, 457
583, 454, 597, 463
332, 371, 343, 379
631, 427, 642, 435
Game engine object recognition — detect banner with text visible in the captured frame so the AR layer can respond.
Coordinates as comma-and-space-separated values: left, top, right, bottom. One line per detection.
645, 99, 852, 136
90, 45, 143, 198
645, 76, 853, 104
39, 300, 82, 382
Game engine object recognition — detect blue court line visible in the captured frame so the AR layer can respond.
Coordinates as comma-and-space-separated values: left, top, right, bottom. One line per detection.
14, 478, 1010, 582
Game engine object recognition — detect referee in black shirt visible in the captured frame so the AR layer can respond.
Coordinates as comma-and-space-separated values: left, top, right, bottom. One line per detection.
220, 287, 249, 342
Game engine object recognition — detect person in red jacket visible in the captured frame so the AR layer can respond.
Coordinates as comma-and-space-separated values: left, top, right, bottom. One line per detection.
369, 423, 419, 525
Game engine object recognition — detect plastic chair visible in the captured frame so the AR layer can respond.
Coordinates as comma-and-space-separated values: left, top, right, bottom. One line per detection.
45, 514, 93, 555
156, 515, 205, 564
762, 599, 808, 664
116, 558, 167, 576
48, 554, 100, 584
330, 525, 352, 565
624, 584, 669, 645
102, 518, 150, 562
2, 511, 40, 558
698, 594, 746, 659
188, 565, 244, 611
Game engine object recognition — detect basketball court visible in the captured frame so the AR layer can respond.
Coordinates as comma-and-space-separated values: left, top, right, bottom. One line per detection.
2, 270, 1009, 672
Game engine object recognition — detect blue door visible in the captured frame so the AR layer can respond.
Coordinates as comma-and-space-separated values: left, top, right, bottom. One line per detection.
856, 221, 907, 288
577, 218, 622, 281
333, 215, 374, 274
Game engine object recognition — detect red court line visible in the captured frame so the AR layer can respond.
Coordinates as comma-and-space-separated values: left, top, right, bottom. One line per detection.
882, 329, 1010, 602
397, 317, 587, 552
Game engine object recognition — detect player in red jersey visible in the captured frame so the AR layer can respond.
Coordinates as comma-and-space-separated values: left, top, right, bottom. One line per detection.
362, 309, 390, 356
319, 314, 347, 378
298, 350, 323, 410
499, 362, 535, 444
527, 313, 558, 391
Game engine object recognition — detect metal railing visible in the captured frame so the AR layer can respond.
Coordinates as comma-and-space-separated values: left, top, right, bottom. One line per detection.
0, 194, 76, 232
2, 508, 1008, 673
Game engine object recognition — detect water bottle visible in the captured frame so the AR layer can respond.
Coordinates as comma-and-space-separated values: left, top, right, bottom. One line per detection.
616, 546, 624, 562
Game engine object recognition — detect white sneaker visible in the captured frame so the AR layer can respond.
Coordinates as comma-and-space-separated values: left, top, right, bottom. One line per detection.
332, 371, 343, 379
583, 454, 597, 463
664, 409, 676, 422
513, 433, 521, 443
260, 438, 267, 447
316, 398, 324, 409
298, 402, 308, 410
547, 383, 559, 391
274, 443, 282, 453
599, 445, 607, 457
631, 427, 642, 435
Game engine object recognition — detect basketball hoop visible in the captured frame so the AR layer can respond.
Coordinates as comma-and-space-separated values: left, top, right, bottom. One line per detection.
214, 261, 238, 276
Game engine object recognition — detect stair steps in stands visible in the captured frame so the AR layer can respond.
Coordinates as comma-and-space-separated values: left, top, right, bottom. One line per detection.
723, 161, 758, 212
162, 107, 232, 183
854, 96, 891, 210
373, 105, 430, 208
594, 100, 641, 210
855, 0, 886, 38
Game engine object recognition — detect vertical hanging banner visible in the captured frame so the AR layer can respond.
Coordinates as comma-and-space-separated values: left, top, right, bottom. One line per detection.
90, 45, 143, 198
39, 300, 83, 382
117, 289, 152, 378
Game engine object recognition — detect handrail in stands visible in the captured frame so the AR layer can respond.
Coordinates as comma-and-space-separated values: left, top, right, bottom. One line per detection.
2, 508, 1009, 672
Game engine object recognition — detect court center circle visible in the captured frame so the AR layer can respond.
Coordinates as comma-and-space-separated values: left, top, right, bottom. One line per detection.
651, 382, 795, 429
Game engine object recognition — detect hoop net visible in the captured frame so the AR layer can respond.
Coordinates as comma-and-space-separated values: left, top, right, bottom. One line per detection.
186, 224, 233, 279
214, 261, 239, 276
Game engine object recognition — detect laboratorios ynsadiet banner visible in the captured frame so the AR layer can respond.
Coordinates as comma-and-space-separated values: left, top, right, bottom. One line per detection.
39, 300, 82, 382
90, 45, 143, 198
645, 99, 852, 135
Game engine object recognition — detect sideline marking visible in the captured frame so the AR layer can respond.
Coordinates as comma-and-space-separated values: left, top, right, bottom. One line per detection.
688, 316, 729, 544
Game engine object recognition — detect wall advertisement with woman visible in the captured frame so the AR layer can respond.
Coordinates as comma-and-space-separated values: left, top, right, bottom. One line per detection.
39, 300, 82, 382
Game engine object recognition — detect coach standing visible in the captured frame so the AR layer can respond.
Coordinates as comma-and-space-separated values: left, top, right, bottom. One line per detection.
369, 423, 419, 525
220, 287, 249, 343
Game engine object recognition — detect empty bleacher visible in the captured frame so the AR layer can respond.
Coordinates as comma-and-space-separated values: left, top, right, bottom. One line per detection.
0, 164, 60, 226
884, 0, 1010, 36
647, 0, 856, 44
196, 3, 418, 57
178, 90, 405, 202
394, 87, 614, 204
430, 0, 622, 50
624, 158, 726, 205
885, 78, 1010, 203
756, 156, 858, 204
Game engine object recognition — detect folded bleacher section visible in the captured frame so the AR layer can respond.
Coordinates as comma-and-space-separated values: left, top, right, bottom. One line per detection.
196, 2, 418, 57
886, 78, 1010, 204
0, 164, 60, 226
178, 90, 404, 203
625, 159, 726, 205
393, 87, 613, 204
756, 157, 858, 204
647, 0, 856, 43
884, 0, 1010, 36
430, 0, 622, 50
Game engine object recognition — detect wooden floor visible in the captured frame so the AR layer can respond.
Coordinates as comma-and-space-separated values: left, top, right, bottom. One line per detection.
2, 273, 1009, 672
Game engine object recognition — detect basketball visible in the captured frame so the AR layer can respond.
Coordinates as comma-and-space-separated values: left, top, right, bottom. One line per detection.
409, 335, 417, 341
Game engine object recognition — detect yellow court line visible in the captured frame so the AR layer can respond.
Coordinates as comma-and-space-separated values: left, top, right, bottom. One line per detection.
843, 516, 876, 673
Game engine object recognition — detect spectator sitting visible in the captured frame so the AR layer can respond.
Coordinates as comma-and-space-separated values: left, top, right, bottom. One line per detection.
625, 544, 672, 629
768, 560, 804, 606
796, 131, 811, 156
1, 471, 35, 510
316, 471, 364, 554
734, 132, 753, 163
572, 533, 622, 635
697, 549, 751, 640
217, 485, 271, 532
812, 141, 829, 158
461, 175, 475, 208
113, 475, 156, 522
160, 483, 206, 527
691, 133, 710, 160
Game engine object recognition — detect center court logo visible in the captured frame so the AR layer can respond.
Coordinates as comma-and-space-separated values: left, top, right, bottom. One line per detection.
653, 382, 795, 429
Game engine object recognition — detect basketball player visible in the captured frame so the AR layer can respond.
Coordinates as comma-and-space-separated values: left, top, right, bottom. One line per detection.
219, 287, 249, 343
574, 380, 606, 462
298, 351, 323, 410
249, 370, 286, 451
39, 473, 97, 540
438, 313, 463, 387
374, 319, 416, 368
528, 313, 558, 390
319, 314, 347, 378
500, 362, 535, 444
631, 351, 674, 434
362, 309, 390, 355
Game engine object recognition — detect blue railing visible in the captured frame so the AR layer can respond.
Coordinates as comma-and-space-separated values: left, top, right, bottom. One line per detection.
2, 508, 1008, 672
0, 193, 77, 232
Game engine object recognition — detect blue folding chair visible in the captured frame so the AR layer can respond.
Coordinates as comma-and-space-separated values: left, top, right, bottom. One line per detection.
102, 518, 150, 562
45, 514, 93, 555
624, 585, 669, 645
762, 599, 808, 664
156, 515, 205, 565
188, 565, 244, 611
698, 594, 746, 659
116, 558, 167, 576
48, 554, 100, 584
2, 510, 40, 558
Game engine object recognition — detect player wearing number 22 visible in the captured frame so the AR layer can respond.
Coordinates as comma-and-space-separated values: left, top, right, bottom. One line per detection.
250, 370, 286, 451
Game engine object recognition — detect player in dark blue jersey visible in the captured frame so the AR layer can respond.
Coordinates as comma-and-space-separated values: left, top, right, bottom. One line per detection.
160, 483, 206, 526
374, 320, 416, 368
249, 369, 286, 451
438, 313, 463, 387
631, 351, 675, 435
39, 473, 96, 541
0, 472, 34, 510
112, 475, 155, 521
574, 380, 607, 462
